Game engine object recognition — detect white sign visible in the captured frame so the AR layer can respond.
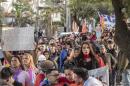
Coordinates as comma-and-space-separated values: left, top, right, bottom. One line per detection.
0, 2, 13, 13
51, 13, 61, 22
2, 27, 35, 51
88, 66, 109, 86
38, 0, 49, 8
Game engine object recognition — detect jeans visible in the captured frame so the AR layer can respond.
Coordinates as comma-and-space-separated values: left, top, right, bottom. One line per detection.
122, 69, 130, 86
109, 69, 116, 86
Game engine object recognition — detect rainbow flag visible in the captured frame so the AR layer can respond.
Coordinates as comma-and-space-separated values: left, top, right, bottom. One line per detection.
72, 20, 79, 32
99, 15, 105, 32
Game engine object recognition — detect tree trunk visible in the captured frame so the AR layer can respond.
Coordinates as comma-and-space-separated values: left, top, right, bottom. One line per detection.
112, 0, 130, 63
72, 12, 82, 32
128, 0, 130, 17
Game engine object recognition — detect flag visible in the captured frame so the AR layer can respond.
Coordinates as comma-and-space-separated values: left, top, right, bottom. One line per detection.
98, 12, 115, 30
99, 15, 105, 32
81, 19, 88, 33
72, 20, 79, 32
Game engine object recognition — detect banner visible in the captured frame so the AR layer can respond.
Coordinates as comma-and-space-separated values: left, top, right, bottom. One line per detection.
2, 27, 35, 51
88, 66, 109, 86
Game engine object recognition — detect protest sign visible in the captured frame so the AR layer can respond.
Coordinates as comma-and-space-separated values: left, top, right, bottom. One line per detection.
88, 66, 109, 86
2, 27, 35, 51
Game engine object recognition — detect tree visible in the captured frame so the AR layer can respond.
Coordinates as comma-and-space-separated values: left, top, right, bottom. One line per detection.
112, 0, 130, 64
38, 0, 65, 37
69, 0, 112, 31
12, 0, 34, 26
69, 0, 130, 71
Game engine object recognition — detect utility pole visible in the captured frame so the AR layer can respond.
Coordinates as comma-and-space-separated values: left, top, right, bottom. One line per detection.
0, 2, 2, 40
65, 0, 71, 32
34, 0, 39, 41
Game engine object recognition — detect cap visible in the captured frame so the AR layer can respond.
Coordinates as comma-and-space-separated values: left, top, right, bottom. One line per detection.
38, 55, 46, 61
100, 44, 106, 49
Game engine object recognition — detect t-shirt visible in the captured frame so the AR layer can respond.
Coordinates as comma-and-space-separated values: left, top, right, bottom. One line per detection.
16, 71, 31, 86
35, 73, 45, 86
83, 77, 103, 86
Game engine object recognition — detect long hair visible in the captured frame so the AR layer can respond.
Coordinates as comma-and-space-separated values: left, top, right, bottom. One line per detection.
11, 55, 24, 70
77, 41, 98, 69
23, 53, 36, 70
80, 41, 95, 58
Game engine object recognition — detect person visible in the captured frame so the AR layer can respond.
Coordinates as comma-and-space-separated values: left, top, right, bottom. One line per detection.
67, 46, 81, 67
76, 41, 103, 70
96, 24, 102, 41
11, 56, 31, 86
117, 51, 130, 86
49, 43, 59, 69
107, 39, 117, 58
0, 67, 23, 86
72, 67, 103, 86
64, 61, 77, 86
34, 59, 47, 86
99, 44, 117, 86
39, 60, 64, 86
37, 54, 46, 70
35, 52, 54, 86
89, 31, 97, 42
59, 42, 69, 72
43, 50, 50, 60
100, 44, 117, 70
22, 53, 37, 86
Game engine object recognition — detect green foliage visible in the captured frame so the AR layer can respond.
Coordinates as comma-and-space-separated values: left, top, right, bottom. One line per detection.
124, 0, 130, 17
40, 4, 65, 27
0, 1, 4, 26
69, 0, 113, 20
12, 0, 34, 26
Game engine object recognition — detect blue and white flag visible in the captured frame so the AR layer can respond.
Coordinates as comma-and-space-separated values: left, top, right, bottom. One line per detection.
98, 12, 115, 29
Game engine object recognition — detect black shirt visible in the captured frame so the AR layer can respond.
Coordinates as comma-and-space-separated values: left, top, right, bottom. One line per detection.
13, 81, 22, 86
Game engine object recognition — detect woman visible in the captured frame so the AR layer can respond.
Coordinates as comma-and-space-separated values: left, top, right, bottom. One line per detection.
76, 41, 104, 70
22, 53, 37, 86
11, 56, 31, 86
96, 24, 102, 41
43, 50, 50, 60
90, 31, 97, 41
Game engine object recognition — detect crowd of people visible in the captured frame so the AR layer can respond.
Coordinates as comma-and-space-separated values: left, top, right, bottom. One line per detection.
0, 24, 124, 86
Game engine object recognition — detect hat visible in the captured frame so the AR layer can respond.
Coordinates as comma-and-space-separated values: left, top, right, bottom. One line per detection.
100, 44, 106, 49
38, 55, 46, 61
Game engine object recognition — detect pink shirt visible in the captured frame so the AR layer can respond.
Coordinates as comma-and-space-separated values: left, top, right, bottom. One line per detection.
17, 71, 32, 86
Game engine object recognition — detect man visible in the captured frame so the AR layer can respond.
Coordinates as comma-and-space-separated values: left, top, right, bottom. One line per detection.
107, 39, 117, 57
39, 60, 66, 86
59, 42, 69, 72
100, 44, 117, 86
100, 44, 117, 70
64, 61, 80, 86
72, 67, 103, 86
35, 55, 46, 86
0, 67, 22, 86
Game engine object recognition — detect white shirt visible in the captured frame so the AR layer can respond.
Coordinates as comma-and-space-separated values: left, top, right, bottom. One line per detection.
83, 76, 103, 86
